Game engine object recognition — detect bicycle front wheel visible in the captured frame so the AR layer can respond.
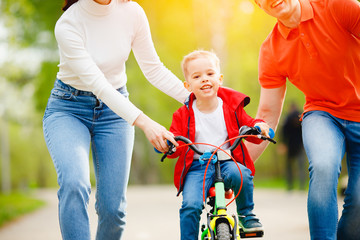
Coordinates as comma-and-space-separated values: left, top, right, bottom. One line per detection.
216, 222, 231, 240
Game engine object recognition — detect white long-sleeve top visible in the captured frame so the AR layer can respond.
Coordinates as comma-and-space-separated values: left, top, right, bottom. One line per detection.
55, 0, 189, 124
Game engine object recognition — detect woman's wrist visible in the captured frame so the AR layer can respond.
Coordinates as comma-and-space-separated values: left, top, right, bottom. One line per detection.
133, 113, 149, 129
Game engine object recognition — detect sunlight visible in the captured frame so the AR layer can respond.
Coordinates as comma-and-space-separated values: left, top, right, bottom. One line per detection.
239, 1, 255, 15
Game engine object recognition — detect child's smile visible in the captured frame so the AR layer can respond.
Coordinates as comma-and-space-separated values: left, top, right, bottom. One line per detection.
184, 56, 223, 101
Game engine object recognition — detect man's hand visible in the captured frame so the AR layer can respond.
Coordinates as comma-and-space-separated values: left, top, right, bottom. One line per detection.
254, 122, 271, 138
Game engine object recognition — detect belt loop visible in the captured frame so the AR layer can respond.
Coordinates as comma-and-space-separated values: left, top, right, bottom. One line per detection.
74, 89, 79, 96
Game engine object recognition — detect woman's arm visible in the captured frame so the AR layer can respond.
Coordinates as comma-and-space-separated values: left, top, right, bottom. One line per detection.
129, 4, 189, 150
55, 11, 177, 150
131, 3, 190, 103
55, 18, 143, 125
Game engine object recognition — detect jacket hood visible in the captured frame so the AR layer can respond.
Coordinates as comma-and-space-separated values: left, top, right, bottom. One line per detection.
184, 86, 250, 110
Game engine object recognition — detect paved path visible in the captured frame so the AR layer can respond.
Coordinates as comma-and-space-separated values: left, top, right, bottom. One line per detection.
0, 186, 344, 240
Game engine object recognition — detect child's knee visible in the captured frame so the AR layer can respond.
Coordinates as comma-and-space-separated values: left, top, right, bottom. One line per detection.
181, 198, 203, 212
239, 167, 253, 185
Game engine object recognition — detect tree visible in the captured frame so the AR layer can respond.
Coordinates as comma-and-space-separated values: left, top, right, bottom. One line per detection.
0, 0, 289, 186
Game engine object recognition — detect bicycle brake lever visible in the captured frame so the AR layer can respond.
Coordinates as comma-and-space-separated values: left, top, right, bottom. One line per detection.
159, 141, 177, 162
260, 136, 277, 144
254, 126, 276, 144
160, 153, 169, 162
167, 143, 176, 155
269, 138, 277, 144
255, 126, 275, 139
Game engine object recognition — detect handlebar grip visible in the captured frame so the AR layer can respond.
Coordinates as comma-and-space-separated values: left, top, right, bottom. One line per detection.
269, 128, 275, 139
154, 147, 162, 154
255, 126, 275, 139
154, 140, 172, 154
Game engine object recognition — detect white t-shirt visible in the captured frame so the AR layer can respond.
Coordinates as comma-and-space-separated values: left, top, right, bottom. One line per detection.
192, 98, 230, 159
55, 0, 189, 124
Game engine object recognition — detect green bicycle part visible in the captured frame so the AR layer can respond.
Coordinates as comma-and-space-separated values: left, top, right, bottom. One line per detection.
215, 181, 226, 211
201, 228, 208, 240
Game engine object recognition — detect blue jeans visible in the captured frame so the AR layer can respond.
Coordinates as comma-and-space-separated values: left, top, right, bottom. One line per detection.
180, 160, 255, 240
302, 111, 360, 240
43, 79, 134, 240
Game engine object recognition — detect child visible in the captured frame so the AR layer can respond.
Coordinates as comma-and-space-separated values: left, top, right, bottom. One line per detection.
167, 50, 270, 240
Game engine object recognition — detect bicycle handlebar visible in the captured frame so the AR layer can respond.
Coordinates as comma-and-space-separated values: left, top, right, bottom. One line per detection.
157, 125, 276, 162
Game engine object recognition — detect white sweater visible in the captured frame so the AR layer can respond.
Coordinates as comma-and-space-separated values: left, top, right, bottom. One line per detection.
55, 0, 189, 124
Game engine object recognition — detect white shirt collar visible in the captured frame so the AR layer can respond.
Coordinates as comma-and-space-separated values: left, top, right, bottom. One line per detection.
79, 0, 115, 16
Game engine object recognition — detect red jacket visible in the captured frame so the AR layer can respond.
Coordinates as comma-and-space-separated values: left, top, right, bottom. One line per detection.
168, 87, 264, 195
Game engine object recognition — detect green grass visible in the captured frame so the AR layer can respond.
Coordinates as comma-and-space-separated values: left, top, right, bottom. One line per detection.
254, 177, 287, 189
0, 192, 45, 227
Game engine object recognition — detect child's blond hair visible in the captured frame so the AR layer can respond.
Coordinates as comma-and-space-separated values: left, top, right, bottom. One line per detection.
181, 50, 221, 80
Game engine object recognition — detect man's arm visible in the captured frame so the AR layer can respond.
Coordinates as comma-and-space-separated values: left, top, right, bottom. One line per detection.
329, 0, 360, 38
245, 85, 286, 162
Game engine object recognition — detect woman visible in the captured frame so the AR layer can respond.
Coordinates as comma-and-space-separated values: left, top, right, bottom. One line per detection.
42, 0, 189, 239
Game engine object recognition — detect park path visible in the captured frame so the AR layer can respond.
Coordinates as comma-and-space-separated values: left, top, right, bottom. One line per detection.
0, 186, 344, 240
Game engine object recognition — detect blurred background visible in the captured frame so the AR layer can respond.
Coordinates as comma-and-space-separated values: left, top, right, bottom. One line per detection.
0, 0, 319, 226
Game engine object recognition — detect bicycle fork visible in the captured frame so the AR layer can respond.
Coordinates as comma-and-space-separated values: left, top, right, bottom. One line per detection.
201, 161, 241, 240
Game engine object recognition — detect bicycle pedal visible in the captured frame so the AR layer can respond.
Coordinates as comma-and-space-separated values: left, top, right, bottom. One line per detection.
239, 229, 264, 238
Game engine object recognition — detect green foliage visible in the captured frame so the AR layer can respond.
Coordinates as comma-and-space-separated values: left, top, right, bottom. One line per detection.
5, 122, 58, 189
34, 61, 58, 112
254, 177, 287, 189
0, 0, 62, 48
0, 0, 306, 188
0, 192, 44, 227
0, 62, 33, 86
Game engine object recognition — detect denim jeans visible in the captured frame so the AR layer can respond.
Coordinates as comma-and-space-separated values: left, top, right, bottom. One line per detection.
302, 111, 360, 240
43, 79, 134, 240
180, 159, 255, 240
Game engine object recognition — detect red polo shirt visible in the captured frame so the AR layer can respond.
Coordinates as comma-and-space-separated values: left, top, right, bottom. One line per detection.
258, 0, 360, 121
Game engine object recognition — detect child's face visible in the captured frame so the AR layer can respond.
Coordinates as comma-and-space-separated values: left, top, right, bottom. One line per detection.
184, 57, 223, 101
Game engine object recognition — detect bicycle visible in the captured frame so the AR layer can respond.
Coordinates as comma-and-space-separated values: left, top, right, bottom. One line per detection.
158, 125, 276, 240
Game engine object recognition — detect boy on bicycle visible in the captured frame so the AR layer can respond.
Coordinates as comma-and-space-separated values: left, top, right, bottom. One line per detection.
167, 50, 271, 240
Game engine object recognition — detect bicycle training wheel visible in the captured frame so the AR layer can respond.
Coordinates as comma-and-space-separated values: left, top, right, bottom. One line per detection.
216, 222, 231, 240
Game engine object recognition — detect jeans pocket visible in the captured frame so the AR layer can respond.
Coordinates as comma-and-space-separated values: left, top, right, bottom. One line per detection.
50, 88, 74, 100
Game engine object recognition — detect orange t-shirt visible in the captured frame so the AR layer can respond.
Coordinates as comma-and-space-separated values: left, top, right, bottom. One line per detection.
258, 0, 360, 121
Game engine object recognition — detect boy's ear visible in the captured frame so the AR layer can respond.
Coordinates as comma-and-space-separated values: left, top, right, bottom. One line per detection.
219, 74, 224, 85
184, 81, 192, 92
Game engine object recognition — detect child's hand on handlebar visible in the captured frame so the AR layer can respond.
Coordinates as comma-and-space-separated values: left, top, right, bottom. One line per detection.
254, 122, 272, 138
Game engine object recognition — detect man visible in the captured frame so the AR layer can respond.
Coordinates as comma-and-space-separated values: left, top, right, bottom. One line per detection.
244, 0, 360, 239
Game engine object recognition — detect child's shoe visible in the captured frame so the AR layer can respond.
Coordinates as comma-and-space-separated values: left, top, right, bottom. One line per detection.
238, 216, 264, 233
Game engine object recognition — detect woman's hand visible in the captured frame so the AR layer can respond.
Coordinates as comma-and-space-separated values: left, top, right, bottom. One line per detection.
134, 113, 179, 153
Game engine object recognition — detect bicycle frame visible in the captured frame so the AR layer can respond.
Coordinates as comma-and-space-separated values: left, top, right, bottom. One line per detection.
158, 126, 276, 240
201, 158, 241, 240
